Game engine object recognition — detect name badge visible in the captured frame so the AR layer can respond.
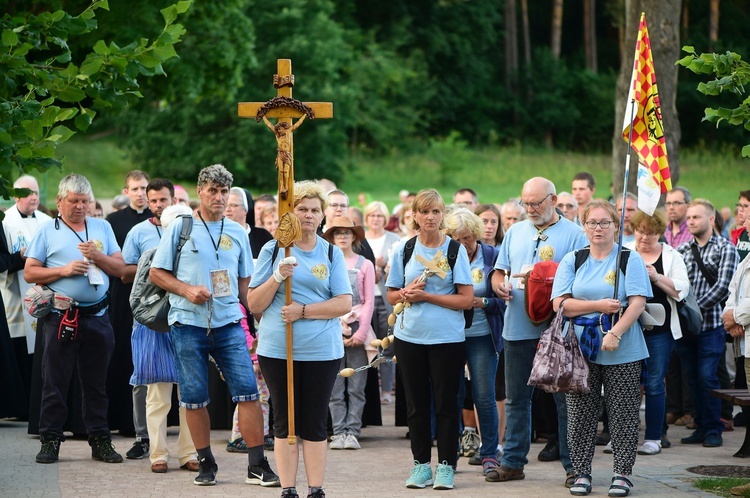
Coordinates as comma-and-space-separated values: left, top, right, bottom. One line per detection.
210, 269, 232, 297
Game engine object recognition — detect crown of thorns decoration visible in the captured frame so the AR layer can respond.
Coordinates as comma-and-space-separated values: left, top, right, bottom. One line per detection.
255, 96, 316, 123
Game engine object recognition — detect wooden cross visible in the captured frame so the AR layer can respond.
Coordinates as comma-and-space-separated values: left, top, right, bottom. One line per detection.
237, 59, 333, 445
415, 251, 447, 282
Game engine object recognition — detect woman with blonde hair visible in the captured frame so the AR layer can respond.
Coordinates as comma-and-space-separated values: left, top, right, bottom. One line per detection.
386, 189, 473, 490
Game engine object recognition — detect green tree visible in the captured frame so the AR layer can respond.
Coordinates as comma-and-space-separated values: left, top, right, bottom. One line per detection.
677, 47, 750, 158
0, 0, 190, 203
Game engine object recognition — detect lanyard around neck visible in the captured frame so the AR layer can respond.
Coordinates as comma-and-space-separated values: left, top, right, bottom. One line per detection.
58, 217, 88, 243
198, 212, 224, 261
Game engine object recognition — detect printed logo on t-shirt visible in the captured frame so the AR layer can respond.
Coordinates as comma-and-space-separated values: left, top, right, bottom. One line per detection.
472, 268, 484, 284
539, 245, 554, 261
219, 234, 232, 250
437, 256, 450, 273
93, 239, 104, 252
605, 270, 616, 286
312, 264, 328, 280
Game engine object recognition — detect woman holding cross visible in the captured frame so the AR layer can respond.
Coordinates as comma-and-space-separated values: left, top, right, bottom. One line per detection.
385, 189, 474, 490
248, 181, 352, 498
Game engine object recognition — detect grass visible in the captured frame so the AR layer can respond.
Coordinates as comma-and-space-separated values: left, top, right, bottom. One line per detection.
13, 135, 749, 213
694, 477, 749, 497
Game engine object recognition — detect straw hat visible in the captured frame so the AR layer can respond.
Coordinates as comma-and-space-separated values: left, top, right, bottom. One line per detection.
323, 216, 365, 244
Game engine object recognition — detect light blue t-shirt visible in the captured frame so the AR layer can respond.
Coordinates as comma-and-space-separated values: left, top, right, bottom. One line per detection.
253, 237, 350, 361
25, 217, 120, 305
386, 237, 473, 345
494, 217, 588, 341
122, 219, 163, 264
551, 245, 652, 365
465, 249, 491, 338
151, 216, 253, 328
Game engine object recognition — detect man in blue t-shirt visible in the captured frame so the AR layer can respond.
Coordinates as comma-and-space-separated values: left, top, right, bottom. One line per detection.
488, 177, 588, 486
24, 174, 126, 465
150, 164, 278, 488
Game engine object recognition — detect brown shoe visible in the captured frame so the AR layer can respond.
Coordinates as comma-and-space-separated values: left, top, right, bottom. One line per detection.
180, 459, 200, 472
151, 461, 168, 473
675, 414, 694, 426
665, 413, 678, 425
485, 465, 525, 482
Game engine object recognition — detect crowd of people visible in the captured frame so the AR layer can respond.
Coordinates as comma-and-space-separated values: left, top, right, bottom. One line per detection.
2, 166, 750, 497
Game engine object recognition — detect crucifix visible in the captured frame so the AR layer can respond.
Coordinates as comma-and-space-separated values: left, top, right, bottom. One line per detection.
238, 59, 333, 444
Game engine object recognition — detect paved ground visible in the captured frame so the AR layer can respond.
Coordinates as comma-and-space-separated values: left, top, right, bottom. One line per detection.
1, 403, 747, 497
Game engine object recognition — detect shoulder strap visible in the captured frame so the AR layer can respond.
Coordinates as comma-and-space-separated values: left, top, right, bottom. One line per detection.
328, 241, 334, 262
690, 243, 717, 286
574, 246, 630, 275
172, 215, 193, 274
402, 235, 418, 270
447, 238, 460, 271
271, 239, 333, 264
354, 255, 365, 270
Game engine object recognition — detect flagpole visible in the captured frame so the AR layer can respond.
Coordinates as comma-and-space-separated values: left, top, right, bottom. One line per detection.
613, 99, 637, 301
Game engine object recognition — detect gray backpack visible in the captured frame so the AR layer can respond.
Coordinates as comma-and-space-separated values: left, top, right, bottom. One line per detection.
129, 215, 193, 332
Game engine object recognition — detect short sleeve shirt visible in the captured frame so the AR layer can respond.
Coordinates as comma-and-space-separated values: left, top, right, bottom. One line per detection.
25, 217, 120, 305
253, 237, 351, 361
465, 249, 491, 338
151, 216, 253, 328
122, 219, 163, 264
551, 245, 652, 365
386, 237, 473, 345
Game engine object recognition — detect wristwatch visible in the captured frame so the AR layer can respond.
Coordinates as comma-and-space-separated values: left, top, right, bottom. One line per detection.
482, 297, 489, 309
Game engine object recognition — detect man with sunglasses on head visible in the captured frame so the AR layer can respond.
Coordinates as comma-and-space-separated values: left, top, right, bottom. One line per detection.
488, 177, 588, 487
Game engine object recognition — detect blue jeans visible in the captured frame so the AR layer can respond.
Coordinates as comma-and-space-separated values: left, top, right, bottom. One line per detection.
461, 334, 499, 458
170, 322, 258, 408
674, 326, 725, 436
502, 339, 572, 472
643, 331, 674, 440
329, 344, 369, 437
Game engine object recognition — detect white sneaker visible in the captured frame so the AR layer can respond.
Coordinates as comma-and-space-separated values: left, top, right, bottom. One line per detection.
329, 434, 346, 450
603, 441, 613, 454
637, 440, 661, 455
344, 434, 361, 450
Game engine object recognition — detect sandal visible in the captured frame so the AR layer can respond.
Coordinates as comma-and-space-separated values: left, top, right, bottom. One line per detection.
608, 475, 633, 497
570, 475, 592, 496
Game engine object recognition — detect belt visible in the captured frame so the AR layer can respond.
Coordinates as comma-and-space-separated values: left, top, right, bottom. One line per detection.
54, 294, 110, 317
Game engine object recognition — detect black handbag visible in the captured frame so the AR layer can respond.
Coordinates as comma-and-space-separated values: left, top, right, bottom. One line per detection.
677, 287, 702, 340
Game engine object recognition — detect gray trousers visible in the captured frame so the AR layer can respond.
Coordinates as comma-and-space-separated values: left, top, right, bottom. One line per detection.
329, 344, 368, 437
132, 384, 149, 440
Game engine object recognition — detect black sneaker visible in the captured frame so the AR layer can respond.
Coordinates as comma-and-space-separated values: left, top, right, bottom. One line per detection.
194, 458, 218, 486
307, 489, 326, 498
538, 439, 560, 461
246, 456, 281, 487
126, 439, 150, 459
90, 435, 124, 463
263, 434, 275, 451
36, 437, 61, 464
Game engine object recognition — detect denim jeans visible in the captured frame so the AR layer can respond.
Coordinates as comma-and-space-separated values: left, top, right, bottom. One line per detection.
329, 344, 369, 437
170, 322, 258, 408
643, 331, 674, 440
674, 326, 726, 436
461, 334, 499, 458
501, 339, 572, 472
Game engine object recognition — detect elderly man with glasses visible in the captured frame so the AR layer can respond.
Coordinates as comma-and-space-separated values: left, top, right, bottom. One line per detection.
488, 177, 588, 487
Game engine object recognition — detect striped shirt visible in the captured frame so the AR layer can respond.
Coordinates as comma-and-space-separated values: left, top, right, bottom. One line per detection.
664, 220, 693, 248
677, 235, 739, 331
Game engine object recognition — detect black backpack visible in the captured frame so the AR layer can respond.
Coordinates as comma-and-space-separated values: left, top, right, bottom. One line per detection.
402, 236, 474, 328
574, 247, 631, 275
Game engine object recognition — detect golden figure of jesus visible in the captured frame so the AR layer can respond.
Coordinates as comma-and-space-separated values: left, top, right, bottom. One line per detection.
262, 115, 307, 200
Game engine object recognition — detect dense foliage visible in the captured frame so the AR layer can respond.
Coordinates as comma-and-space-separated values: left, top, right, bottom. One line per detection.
0, 0, 190, 201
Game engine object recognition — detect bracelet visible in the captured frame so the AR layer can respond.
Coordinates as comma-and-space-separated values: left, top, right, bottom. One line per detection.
302, 304, 306, 319
656, 273, 662, 282
611, 333, 621, 341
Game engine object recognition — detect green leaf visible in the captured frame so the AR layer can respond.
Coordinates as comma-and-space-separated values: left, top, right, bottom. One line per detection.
676, 55, 694, 67
93, 40, 110, 55
41, 106, 62, 127
74, 111, 94, 131
17, 147, 33, 158
135, 51, 163, 69
176, 1, 192, 14
92, 0, 110, 11
161, 5, 179, 25
742, 145, 750, 158
55, 86, 86, 103
682, 46, 696, 55
153, 44, 178, 61
2, 29, 19, 47
80, 56, 103, 76
47, 125, 75, 144
22, 120, 43, 141
51, 10, 66, 22
0, 131, 12, 145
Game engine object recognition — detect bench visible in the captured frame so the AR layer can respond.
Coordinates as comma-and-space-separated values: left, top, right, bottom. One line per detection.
712, 389, 750, 457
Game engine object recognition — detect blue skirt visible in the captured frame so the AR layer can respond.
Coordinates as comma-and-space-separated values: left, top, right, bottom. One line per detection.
129, 322, 178, 385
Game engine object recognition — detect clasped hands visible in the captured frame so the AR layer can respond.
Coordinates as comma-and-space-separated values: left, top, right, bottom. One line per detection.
399, 278, 427, 304
723, 308, 745, 338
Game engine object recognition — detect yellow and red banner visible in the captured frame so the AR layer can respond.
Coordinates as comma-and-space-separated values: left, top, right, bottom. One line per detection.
622, 13, 671, 216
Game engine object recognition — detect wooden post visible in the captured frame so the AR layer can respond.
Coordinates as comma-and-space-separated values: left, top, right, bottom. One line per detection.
238, 59, 333, 445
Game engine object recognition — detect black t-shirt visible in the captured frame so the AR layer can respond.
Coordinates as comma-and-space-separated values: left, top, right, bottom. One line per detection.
646, 253, 671, 334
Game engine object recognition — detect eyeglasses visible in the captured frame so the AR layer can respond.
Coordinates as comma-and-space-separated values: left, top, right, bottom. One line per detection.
333, 231, 353, 238
329, 203, 348, 210
736, 203, 750, 210
635, 228, 659, 237
519, 193, 551, 210
584, 220, 613, 229
557, 203, 575, 209
665, 201, 686, 207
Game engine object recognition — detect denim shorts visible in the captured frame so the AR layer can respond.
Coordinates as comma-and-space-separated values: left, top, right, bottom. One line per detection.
170, 321, 258, 408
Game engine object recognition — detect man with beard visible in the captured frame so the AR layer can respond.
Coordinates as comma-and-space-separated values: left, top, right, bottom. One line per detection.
488, 177, 587, 486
